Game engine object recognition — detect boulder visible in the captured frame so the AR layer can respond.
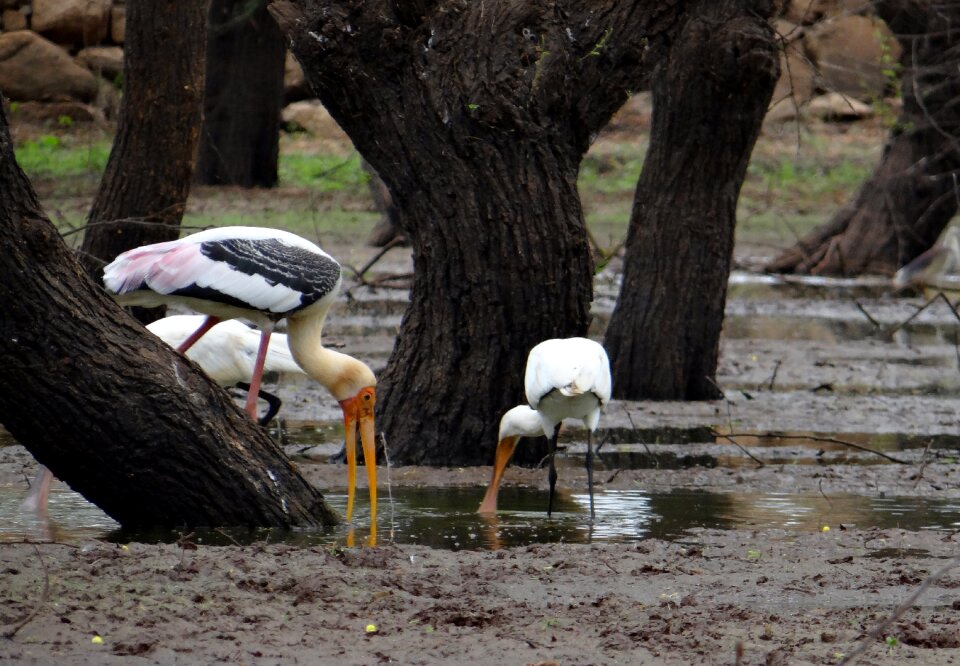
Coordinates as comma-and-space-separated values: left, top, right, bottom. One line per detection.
0, 31, 97, 101
766, 50, 817, 122
284, 51, 310, 102
805, 14, 900, 100
32, 0, 110, 46
76, 45, 123, 80
110, 3, 124, 44
2, 7, 27, 31
12, 100, 105, 124
282, 100, 342, 136
806, 91, 873, 120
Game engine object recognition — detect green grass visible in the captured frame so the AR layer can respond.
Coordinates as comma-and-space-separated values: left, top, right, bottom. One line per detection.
279, 152, 369, 192
13, 122, 881, 255
15, 135, 110, 179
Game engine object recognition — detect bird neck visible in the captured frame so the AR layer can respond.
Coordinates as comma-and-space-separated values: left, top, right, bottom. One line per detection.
286, 310, 375, 401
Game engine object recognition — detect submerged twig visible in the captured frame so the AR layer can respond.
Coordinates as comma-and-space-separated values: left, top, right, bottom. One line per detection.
721, 431, 908, 464
709, 429, 766, 467
854, 300, 881, 329
887, 291, 960, 336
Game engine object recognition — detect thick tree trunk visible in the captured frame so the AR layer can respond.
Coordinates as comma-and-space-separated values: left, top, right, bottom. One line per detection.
0, 105, 337, 528
270, 0, 676, 465
604, 1, 779, 399
80, 0, 209, 293
195, 0, 285, 187
766, 0, 960, 276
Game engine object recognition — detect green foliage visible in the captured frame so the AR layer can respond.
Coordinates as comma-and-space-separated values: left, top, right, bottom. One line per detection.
58, 115, 74, 128
14, 135, 110, 179
279, 151, 369, 193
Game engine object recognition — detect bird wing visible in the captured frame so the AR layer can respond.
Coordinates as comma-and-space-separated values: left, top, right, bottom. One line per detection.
524, 338, 612, 407
104, 229, 342, 316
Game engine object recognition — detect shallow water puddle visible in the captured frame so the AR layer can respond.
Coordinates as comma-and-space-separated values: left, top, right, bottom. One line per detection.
3, 481, 960, 551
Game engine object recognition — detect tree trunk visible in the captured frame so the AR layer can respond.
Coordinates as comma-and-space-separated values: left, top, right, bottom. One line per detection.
80, 0, 209, 299
195, 0, 285, 188
765, 0, 960, 276
270, 0, 679, 465
604, 1, 779, 399
0, 105, 337, 528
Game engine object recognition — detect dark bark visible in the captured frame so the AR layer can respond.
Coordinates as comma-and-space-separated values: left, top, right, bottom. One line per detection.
80, 0, 209, 303
604, 1, 779, 399
0, 104, 337, 528
766, 0, 960, 276
195, 0, 286, 188
270, 0, 677, 465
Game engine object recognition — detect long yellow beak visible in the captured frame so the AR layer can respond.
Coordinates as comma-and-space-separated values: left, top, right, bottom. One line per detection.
340, 387, 377, 530
478, 436, 518, 514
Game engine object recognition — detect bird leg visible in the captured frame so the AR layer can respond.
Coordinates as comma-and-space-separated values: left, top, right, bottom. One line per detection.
21, 465, 54, 517
585, 429, 595, 521
235, 382, 283, 426
243, 325, 274, 421
175, 315, 221, 353
547, 426, 559, 518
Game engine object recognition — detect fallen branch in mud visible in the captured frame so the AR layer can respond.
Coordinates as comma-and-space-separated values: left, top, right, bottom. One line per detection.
853, 300, 881, 329
718, 431, 909, 464
343, 237, 411, 296
709, 429, 766, 467
711, 430, 911, 465
886, 291, 960, 336
838, 554, 960, 666
0, 544, 50, 640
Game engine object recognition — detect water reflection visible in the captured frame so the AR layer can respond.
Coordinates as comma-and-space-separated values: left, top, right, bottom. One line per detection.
6, 482, 960, 551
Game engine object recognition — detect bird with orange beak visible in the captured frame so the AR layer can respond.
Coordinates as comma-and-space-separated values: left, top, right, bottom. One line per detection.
103, 226, 379, 527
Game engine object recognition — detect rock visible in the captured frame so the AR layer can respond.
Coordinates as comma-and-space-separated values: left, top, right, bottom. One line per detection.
0, 31, 98, 101
805, 14, 900, 100
768, 37, 815, 111
2, 7, 27, 31
32, 0, 110, 46
284, 51, 310, 102
11, 100, 105, 123
782, 0, 834, 24
76, 45, 123, 80
282, 100, 342, 136
110, 3, 124, 44
806, 91, 872, 120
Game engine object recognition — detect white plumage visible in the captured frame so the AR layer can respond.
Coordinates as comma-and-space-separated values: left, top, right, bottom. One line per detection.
478, 337, 611, 517
102, 226, 379, 527
146, 315, 303, 390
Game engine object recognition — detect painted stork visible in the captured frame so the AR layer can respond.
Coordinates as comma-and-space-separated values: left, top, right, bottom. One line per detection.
102, 226, 378, 525
23, 314, 307, 516
478, 337, 611, 519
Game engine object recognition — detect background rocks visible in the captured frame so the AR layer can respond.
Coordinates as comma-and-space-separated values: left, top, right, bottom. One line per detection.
0, 0, 904, 126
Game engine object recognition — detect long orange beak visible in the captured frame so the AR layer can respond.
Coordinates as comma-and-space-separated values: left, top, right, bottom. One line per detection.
339, 387, 377, 529
478, 436, 518, 514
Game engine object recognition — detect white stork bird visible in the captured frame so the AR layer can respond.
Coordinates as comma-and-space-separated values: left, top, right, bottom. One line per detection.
24, 314, 306, 516
146, 314, 305, 425
101, 226, 378, 525
478, 337, 612, 519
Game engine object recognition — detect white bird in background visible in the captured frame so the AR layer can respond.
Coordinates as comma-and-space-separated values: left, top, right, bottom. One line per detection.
102, 226, 379, 526
478, 337, 612, 519
146, 315, 305, 425
893, 226, 960, 295
24, 314, 307, 516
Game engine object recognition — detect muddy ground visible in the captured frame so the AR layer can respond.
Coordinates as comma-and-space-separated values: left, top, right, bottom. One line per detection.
4, 109, 960, 664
